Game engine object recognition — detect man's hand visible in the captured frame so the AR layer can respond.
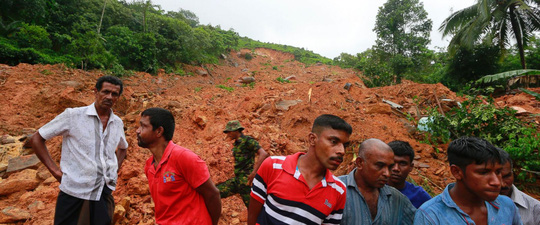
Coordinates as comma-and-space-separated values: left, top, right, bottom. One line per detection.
247, 172, 256, 186
52, 169, 63, 183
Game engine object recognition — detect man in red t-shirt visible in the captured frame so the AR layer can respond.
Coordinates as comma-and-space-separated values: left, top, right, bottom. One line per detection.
248, 114, 351, 225
137, 108, 221, 225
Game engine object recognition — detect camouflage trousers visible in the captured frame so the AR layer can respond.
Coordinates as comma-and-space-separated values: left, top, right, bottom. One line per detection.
217, 175, 251, 208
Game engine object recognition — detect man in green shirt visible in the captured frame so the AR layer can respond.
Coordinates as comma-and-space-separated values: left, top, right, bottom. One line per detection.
218, 120, 269, 207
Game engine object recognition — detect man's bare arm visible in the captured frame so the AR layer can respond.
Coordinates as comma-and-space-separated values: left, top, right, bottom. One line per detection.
116, 148, 127, 169
247, 148, 269, 186
30, 132, 62, 182
195, 178, 222, 225
248, 196, 264, 225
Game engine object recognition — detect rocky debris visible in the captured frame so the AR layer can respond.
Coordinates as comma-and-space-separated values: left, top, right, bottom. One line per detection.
6, 154, 40, 174
196, 70, 208, 76
1, 135, 15, 144
275, 99, 302, 111
0, 169, 40, 196
0, 207, 31, 223
343, 83, 352, 91
365, 103, 392, 115
167, 101, 182, 109
238, 76, 255, 84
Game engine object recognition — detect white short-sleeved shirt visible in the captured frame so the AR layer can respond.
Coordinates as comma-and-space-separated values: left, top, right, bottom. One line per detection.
39, 103, 128, 201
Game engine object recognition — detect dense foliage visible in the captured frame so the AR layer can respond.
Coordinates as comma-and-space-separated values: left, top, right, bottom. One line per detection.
423, 95, 540, 181
0, 0, 329, 74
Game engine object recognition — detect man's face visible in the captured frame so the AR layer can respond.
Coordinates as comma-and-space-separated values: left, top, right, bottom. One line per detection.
500, 162, 514, 197
311, 128, 350, 170
94, 82, 121, 111
357, 149, 394, 189
225, 130, 240, 140
136, 116, 156, 148
388, 155, 413, 187
461, 162, 503, 202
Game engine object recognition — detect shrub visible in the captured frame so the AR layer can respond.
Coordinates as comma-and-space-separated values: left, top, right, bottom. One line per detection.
423, 95, 539, 181
276, 77, 291, 83
216, 84, 234, 92
244, 53, 253, 60
12, 23, 51, 49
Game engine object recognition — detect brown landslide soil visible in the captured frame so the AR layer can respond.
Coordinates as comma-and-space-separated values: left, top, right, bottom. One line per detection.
0, 48, 539, 224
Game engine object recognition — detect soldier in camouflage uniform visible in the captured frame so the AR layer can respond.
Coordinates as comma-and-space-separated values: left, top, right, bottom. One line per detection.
218, 120, 269, 207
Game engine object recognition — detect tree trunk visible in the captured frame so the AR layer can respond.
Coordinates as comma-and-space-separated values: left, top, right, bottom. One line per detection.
509, 5, 527, 69
97, 0, 107, 35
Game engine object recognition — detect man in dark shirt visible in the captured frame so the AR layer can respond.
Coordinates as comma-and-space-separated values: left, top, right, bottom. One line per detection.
218, 120, 268, 207
387, 140, 431, 208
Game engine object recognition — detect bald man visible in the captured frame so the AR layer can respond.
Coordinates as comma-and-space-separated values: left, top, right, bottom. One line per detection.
339, 138, 416, 225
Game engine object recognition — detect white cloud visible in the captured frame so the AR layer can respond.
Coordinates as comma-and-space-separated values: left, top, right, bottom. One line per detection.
150, 0, 476, 58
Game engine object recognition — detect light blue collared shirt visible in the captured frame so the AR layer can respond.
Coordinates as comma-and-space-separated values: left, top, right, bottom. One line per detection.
338, 169, 416, 225
414, 183, 523, 225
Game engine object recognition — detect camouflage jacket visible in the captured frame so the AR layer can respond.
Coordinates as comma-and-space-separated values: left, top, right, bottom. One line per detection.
232, 135, 261, 177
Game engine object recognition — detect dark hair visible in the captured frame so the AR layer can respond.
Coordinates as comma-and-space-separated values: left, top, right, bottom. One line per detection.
96, 76, 124, 95
312, 114, 352, 135
447, 137, 502, 171
141, 108, 175, 141
388, 140, 414, 163
498, 148, 513, 169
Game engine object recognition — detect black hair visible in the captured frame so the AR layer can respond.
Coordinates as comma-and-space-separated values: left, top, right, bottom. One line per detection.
388, 140, 414, 163
141, 107, 175, 141
447, 136, 502, 171
96, 76, 124, 95
312, 114, 352, 135
498, 147, 513, 169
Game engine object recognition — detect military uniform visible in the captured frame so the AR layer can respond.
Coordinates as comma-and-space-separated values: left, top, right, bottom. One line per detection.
218, 121, 262, 207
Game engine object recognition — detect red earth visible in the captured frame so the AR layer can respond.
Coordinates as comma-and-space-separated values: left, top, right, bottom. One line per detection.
0, 48, 538, 224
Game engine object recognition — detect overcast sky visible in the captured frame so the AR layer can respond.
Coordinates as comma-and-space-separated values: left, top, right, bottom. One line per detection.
150, 0, 475, 59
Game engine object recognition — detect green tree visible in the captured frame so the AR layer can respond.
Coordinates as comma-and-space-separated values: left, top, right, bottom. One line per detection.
439, 0, 540, 69
442, 44, 501, 91
373, 0, 433, 82
12, 23, 52, 49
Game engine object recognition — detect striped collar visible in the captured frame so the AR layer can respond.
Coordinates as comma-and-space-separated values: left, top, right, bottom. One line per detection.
282, 152, 337, 186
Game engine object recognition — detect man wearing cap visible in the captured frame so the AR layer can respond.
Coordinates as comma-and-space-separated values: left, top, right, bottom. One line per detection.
218, 120, 269, 207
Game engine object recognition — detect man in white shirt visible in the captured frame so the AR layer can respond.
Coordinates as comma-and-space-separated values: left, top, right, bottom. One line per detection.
499, 149, 540, 225
30, 76, 128, 225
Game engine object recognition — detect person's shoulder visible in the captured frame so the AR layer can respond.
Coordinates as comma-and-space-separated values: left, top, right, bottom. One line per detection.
495, 194, 515, 207
110, 112, 123, 123
516, 188, 540, 206
169, 143, 200, 159
417, 194, 445, 212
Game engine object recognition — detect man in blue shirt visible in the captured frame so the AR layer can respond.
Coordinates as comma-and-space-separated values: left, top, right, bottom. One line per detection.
414, 137, 522, 225
339, 138, 416, 225
387, 140, 431, 208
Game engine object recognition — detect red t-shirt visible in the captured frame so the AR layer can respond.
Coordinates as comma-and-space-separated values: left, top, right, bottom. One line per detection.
144, 141, 211, 225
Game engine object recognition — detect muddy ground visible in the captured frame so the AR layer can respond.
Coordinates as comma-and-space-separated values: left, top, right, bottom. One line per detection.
0, 48, 538, 224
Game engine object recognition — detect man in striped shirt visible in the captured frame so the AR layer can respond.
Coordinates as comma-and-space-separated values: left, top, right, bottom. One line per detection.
248, 114, 351, 225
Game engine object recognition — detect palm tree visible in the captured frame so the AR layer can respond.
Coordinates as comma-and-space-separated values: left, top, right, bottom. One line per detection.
439, 0, 540, 69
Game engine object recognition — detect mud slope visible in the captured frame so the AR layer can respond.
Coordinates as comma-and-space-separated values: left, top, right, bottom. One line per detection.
0, 48, 538, 224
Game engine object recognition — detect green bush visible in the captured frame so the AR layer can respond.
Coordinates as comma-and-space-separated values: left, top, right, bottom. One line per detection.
423, 95, 539, 181
12, 23, 51, 49
216, 84, 234, 92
